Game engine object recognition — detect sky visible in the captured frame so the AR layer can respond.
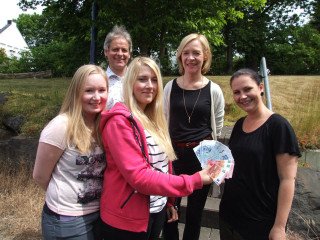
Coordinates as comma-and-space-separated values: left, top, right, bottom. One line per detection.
0, 0, 43, 27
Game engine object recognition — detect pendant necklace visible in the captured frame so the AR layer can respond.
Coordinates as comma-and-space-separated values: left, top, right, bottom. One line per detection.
182, 76, 204, 124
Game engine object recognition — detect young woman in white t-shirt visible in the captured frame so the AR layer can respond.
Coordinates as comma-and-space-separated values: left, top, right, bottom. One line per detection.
33, 64, 108, 240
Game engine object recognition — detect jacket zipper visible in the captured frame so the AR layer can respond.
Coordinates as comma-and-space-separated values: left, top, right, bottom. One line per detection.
119, 114, 149, 209
120, 190, 137, 209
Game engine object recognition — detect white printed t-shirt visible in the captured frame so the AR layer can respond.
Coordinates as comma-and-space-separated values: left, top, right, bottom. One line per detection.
40, 114, 106, 216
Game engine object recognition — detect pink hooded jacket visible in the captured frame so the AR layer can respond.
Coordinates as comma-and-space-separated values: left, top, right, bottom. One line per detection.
99, 102, 203, 232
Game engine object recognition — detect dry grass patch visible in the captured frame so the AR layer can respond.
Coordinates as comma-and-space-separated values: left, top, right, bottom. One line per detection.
0, 161, 43, 239
205, 75, 320, 148
269, 76, 320, 149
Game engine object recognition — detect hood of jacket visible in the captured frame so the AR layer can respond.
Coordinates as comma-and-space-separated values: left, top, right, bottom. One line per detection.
100, 102, 131, 132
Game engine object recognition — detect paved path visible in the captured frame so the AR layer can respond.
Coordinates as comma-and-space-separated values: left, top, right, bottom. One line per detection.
160, 196, 221, 240
159, 223, 219, 240
178, 223, 220, 240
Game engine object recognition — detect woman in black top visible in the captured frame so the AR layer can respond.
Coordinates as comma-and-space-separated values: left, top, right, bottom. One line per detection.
219, 69, 301, 240
163, 33, 225, 240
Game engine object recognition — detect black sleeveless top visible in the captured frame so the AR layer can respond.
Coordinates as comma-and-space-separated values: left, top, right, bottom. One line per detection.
169, 78, 212, 142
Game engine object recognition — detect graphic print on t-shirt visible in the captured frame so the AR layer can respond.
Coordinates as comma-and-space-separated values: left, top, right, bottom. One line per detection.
76, 153, 106, 204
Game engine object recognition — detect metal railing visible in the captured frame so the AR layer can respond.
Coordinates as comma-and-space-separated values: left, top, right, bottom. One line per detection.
259, 57, 272, 110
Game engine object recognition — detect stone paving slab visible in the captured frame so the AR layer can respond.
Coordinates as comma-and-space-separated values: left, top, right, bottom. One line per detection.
180, 196, 221, 229
181, 196, 220, 211
178, 223, 220, 240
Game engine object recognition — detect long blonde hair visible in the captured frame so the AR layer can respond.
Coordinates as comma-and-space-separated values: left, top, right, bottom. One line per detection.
123, 57, 176, 160
59, 64, 108, 153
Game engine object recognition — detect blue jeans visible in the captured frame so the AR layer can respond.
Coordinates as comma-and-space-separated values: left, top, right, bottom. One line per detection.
41, 203, 100, 240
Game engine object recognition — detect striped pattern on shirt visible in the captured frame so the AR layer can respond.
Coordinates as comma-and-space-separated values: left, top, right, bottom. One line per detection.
145, 130, 169, 213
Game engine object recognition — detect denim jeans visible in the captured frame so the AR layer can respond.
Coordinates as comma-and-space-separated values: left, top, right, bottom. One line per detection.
41, 204, 100, 240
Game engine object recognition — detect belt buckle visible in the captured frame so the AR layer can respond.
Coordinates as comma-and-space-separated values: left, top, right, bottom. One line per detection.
186, 142, 192, 147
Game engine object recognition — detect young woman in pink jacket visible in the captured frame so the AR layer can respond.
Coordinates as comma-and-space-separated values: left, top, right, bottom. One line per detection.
99, 57, 217, 240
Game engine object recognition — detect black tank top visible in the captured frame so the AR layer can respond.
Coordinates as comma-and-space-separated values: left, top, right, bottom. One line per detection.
169, 79, 212, 142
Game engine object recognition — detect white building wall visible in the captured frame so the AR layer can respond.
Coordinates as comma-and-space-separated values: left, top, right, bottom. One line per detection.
0, 20, 29, 58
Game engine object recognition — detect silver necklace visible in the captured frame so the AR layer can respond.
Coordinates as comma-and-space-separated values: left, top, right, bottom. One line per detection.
182, 76, 204, 124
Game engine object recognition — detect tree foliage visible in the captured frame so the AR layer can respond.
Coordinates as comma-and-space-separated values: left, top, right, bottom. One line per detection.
7, 0, 320, 75
219, 0, 316, 73
0, 48, 6, 65
310, 0, 320, 31
263, 0, 320, 74
266, 24, 320, 74
16, 13, 51, 47
14, 0, 267, 76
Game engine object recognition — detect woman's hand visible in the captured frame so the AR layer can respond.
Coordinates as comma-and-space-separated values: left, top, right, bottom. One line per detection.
167, 206, 178, 223
269, 225, 286, 240
199, 164, 216, 185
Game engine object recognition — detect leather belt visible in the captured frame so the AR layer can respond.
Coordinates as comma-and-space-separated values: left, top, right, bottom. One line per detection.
43, 202, 60, 217
173, 135, 213, 148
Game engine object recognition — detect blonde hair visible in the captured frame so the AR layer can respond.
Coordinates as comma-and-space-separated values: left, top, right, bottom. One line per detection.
123, 57, 176, 160
176, 33, 212, 75
59, 64, 108, 153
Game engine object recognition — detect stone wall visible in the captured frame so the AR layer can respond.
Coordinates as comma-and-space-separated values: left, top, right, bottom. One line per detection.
0, 136, 38, 168
288, 168, 320, 239
0, 70, 52, 79
300, 150, 320, 171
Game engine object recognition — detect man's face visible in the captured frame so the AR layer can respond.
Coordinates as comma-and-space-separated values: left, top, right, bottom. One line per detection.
104, 37, 130, 75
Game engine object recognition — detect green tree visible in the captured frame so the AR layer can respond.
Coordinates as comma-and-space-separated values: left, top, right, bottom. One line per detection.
0, 48, 20, 73
310, 0, 320, 31
221, 0, 315, 73
266, 24, 320, 74
18, 0, 267, 76
0, 48, 7, 65
16, 13, 54, 47
16, 1, 93, 76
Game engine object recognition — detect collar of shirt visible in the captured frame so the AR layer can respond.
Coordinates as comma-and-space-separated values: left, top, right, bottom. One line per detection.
106, 66, 123, 88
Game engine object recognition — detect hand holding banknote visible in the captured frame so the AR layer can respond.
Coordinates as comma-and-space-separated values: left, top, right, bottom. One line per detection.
194, 140, 235, 185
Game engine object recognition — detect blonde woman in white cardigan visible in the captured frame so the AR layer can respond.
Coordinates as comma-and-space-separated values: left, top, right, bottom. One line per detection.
162, 33, 225, 240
